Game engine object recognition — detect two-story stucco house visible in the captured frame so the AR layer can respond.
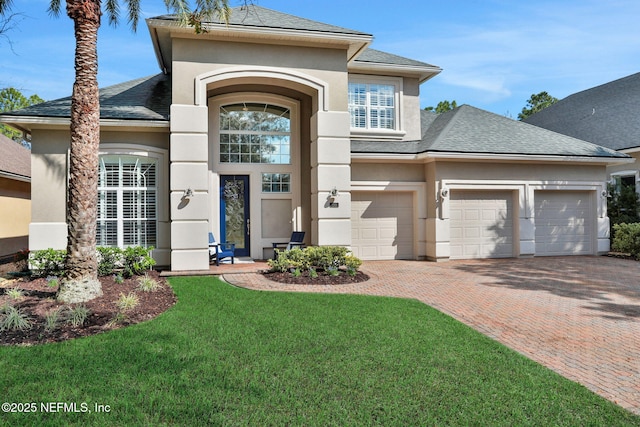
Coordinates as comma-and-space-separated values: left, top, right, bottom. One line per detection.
0, 6, 632, 271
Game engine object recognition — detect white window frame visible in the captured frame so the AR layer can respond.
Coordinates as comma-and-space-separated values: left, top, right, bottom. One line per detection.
609, 170, 639, 194
349, 75, 405, 139
97, 144, 168, 248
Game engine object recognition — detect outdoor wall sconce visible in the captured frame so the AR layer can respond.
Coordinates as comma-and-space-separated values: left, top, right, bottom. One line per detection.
183, 188, 194, 199
440, 188, 449, 198
330, 187, 339, 198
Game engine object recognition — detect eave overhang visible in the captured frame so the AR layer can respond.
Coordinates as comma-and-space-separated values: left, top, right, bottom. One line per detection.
146, 17, 373, 73
351, 150, 635, 166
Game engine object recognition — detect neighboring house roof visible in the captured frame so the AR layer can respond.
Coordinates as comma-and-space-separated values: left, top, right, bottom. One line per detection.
352, 105, 629, 160
1, 74, 170, 123
524, 72, 640, 151
0, 134, 30, 181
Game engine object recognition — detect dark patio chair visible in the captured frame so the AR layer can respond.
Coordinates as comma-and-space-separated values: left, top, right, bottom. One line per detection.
272, 231, 306, 257
209, 232, 235, 266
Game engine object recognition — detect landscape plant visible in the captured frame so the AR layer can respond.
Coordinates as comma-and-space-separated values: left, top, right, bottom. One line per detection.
267, 246, 362, 279
611, 222, 640, 259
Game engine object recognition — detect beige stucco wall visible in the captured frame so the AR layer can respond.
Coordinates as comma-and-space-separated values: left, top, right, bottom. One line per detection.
0, 177, 30, 257
171, 38, 349, 111
351, 162, 425, 182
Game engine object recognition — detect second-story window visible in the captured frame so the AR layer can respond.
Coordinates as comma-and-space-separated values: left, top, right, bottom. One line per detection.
348, 82, 396, 130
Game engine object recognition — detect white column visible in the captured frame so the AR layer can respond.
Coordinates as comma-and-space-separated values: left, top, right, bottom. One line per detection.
169, 104, 210, 271
310, 111, 351, 247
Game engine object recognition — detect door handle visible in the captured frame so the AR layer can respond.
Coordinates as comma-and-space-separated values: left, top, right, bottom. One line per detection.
247, 218, 250, 236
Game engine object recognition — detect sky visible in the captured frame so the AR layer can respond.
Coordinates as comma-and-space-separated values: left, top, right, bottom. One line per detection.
0, 0, 639, 118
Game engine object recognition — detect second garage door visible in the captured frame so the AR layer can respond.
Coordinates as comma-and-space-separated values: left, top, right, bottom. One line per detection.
351, 192, 414, 260
534, 190, 593, 256
449, 190, 514, 259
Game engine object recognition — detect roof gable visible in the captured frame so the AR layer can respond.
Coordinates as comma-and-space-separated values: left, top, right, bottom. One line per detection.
525, 72, 640, 151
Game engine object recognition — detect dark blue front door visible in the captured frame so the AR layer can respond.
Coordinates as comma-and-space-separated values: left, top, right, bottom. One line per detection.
220, 175, 250, 257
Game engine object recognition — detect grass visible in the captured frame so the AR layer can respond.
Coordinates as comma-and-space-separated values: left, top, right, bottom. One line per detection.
1, 276, 638, 426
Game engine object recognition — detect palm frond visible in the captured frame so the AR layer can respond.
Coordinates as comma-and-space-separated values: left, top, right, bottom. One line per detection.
105, 0, 120, 27
0, 0, 14, 15
47, 0, 61, 17
126, 0, 141, 31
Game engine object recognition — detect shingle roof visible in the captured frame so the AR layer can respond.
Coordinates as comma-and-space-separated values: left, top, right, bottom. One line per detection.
0, 134, 30, 179
353, 48, 439, 69
524, 72, 640, 151
352, 105, 628, 159
154, 5, 371, 37
2, 74, 170, 122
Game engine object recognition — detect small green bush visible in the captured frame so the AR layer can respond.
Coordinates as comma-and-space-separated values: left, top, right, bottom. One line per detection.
6, 287, 24, 300
67, 305, 90, 327
137, 274, 161, 292
97, 247, 123, 276
29, 248, 66, 278
611, 223, 640, 259
123, 246, 156, 277
44, 308, 63, 332
0, 303, 32, 331
117, 292, 140, 312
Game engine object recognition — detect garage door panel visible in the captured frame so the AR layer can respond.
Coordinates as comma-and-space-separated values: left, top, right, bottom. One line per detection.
535, 191, 593, 256
351, 192, 414, 260
450, 191, 514, 259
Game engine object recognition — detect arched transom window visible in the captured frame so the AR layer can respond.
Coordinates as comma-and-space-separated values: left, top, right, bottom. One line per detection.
219, 103, 291, 164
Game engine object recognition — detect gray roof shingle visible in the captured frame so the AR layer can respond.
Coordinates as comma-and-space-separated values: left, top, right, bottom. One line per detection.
0, 134, 30, 179
524, 72, 640, 151
154, 5, 371, 37
2, 74, 170, 122
352, 105, 628, 159
353, 48, 439, 69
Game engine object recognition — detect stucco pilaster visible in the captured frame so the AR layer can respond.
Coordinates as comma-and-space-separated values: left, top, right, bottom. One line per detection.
310, 110, 351, 247
170, 104, 210, 271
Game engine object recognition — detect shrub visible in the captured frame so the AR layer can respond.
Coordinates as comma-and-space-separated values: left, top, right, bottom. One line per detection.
67, 305, 90, 327
117, 292, 140, 312
137, 274, 161, 292
97, 247, 124, 276
44, 308, 63, 332
29, 249, 66, 278
0, 303, 32, 331
123, 246, 156, 277
114, 273, 125, 284
46, 276, 59, 288
6, 287, 24, 300
611, 223, 640, 259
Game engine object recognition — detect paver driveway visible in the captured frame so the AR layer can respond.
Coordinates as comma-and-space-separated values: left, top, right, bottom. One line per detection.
224, 256, 640, 415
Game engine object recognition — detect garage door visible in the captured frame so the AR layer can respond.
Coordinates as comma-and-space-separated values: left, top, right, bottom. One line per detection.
535, 191, 593, 256
351, 192, 414, 260
450, 190, 514, 259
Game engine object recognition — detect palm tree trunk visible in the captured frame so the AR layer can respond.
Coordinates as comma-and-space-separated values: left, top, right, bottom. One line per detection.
57, 0, 102, 303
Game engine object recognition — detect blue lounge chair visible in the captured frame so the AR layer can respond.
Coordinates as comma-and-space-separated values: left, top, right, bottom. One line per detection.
209, 232, 235, 266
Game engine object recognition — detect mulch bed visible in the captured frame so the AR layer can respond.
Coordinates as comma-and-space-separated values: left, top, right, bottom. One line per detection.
0, 269, 176, 346
262, 269, 369, 285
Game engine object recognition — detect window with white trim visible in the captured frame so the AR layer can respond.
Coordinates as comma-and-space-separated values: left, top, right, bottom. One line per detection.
348, 82, 396, 130
219, 103, 291, 164
262, 173, 291, 193
98, 155, 157, 247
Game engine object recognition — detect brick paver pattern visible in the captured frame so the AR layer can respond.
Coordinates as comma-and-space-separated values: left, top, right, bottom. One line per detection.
221, 256, 640, 415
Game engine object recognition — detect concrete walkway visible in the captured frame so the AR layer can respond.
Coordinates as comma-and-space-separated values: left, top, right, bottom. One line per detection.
220, 256, 640, 415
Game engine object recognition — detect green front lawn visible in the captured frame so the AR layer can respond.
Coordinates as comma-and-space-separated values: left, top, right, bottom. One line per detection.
1, 276, 638, 426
